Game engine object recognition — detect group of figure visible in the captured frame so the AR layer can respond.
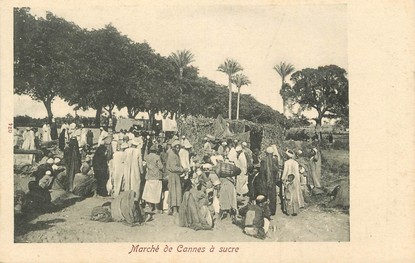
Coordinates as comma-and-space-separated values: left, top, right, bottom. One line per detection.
16, 119, 62, 150
17, 122, 323, 240
59, 121, 94, 152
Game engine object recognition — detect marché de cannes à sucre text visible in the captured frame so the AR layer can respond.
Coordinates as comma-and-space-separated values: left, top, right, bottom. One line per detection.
128, 244, 239, 254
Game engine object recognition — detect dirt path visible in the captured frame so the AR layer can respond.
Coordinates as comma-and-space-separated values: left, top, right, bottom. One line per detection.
15, 194, 349, 243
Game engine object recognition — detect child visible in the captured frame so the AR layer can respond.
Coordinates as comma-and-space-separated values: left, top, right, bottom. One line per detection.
283, 174, 299, 216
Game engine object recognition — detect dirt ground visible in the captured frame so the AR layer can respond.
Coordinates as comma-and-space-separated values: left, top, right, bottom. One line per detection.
14, 148, 349, 243
14, 192, 349, 243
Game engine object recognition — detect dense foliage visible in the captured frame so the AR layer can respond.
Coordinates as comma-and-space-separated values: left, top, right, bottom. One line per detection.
282, 65, 349, 126
14, 8, 297, 128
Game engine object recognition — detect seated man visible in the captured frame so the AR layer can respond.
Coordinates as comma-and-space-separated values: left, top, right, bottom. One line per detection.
178, 182, 213, 231
72, 164, 97, 198
238, 195, 271, 240
24, 181, 56, 214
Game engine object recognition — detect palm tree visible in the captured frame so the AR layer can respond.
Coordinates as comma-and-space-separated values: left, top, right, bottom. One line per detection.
218, 59, 243, 119
231, 73, 251, 120
169, 49, 195, 80
273, 62, 295, 116
169, 49, 195, 114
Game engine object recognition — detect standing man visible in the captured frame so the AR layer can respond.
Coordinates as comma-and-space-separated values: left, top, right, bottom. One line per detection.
202, 137, 211, 155
112, 112, 117, 131
112, 142, 128, 197
282, 149, 305, 210
123, 139, 143, 200
98, 127, 108, 146
235, 145, 248, 197
50, 118, 58, 140
166, 140, 187, 215
309, 147, 322, 189
22, 127, 36, 150
259, 146, 279, 216
42, 122, 51, 142
227, 141, 238, 164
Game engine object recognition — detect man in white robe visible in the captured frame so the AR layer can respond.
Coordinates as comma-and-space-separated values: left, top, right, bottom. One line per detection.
79, 125, 88, 147
235, 145, 248, 196
42, 123, 51, 142
22, 128, 36, 150
112, 143, 128, 197
179, 139, 192, 178
309, 147, 322, 188
97, 127, 108, 146
282, 149, 305, 208
228, 143, 238, 164
123, 139, 143, 200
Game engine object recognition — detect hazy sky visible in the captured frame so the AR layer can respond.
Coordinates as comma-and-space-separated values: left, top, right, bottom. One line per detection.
14, 4, 347, 118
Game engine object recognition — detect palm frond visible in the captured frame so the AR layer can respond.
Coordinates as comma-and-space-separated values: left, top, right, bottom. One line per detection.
231, 73, 251, 88
169, 49, 195, 68
273, 61, 295, 82
217, 58, 243, 76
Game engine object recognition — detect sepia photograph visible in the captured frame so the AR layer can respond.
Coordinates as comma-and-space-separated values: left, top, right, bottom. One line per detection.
12, 4, 350, 243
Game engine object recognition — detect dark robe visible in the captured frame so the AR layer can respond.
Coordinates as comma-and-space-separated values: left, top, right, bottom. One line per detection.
59, 129, 67, 151
93, 145, 109, 196
50, 122, 58, 140
24, 181, 55, 213
86, 130, 94, 147
258, 155, 279, 215
64, 138, 81, 192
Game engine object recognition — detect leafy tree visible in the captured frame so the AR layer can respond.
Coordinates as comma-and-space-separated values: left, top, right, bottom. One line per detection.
273, 62, 295, 116
231, 73, 251, 120
14, 8, 81, 122
115, 42, 157, 118
285, 65, 348, 128
61, 25, 132, 124
217, 59, 243, 120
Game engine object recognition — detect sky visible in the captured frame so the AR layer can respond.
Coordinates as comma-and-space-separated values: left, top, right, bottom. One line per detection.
14, 3, 348, 118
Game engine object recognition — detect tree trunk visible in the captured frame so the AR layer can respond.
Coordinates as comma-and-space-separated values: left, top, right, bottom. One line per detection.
236, 87, 241, 120
282, 97, 287, 116
104, 105, 114, 118
179, 67, 183, 80
178, 85, 183, 115
127, 108, 133, 119
127, 106, 139, 119
315, 114, 323, 141
95, 105, 102, 128
228, 75, 232, 120
42, 99, 53, 123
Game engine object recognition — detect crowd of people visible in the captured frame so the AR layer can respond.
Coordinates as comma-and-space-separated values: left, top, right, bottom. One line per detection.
16, 120, 323, 240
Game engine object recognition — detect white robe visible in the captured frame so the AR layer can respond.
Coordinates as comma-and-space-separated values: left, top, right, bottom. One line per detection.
123, 147, 142, 200
22, 130, 35, 150
282, 159, 305, 208
235, 152, 248, 195
179, 148, 190, 178
98, 130, 108, 145
79, 128, 88, 147
179, 148, 190, 170
42, 124, 51, 142
228, 148, 238, 164
112, 151, 126, 197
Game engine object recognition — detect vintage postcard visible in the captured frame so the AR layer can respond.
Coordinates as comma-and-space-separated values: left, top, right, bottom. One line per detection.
0, 0, 414, 262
